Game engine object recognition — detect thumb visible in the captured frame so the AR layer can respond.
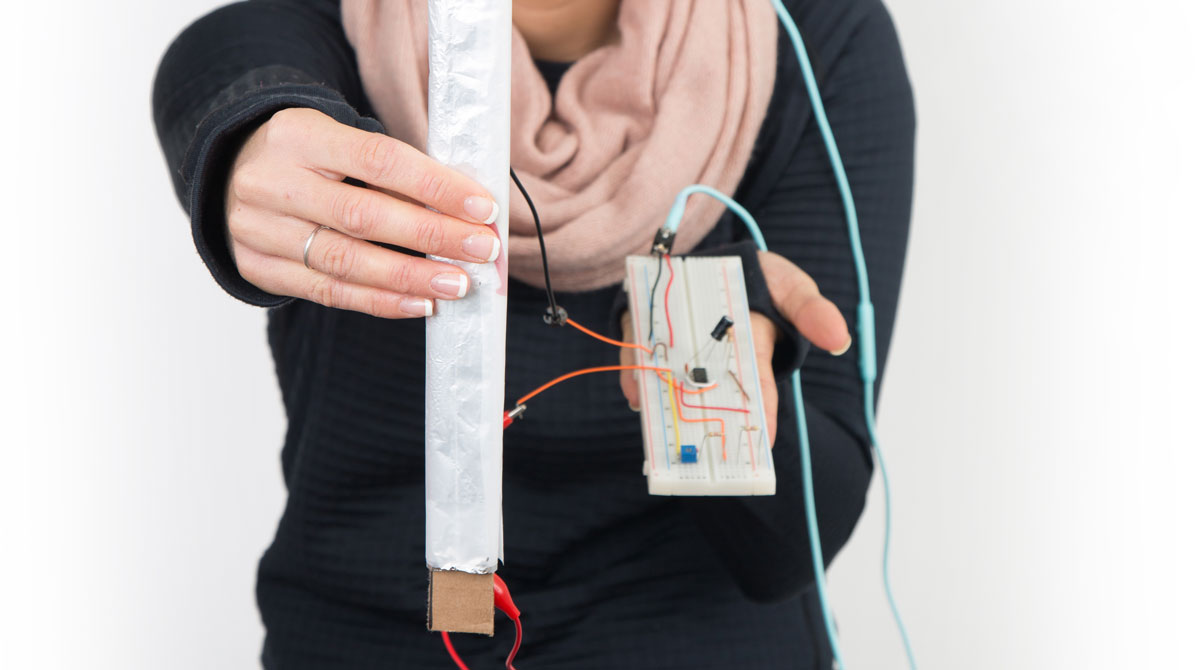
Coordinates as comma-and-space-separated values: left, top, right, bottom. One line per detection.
758, 250, 851, 354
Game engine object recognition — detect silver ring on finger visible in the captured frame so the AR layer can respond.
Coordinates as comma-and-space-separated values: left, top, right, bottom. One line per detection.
303, 225, 332, 270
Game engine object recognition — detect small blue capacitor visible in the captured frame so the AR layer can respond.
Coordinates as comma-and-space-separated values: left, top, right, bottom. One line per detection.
680, 444, 698, 463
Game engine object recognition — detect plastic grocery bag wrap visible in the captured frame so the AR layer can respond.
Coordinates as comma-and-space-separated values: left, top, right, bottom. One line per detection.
424, 0, 510, 574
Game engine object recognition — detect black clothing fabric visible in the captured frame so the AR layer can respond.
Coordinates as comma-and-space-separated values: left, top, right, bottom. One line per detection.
152, 1, 915, 668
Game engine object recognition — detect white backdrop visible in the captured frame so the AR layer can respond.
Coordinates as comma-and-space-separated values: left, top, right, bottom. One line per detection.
2, 1, 1197, 668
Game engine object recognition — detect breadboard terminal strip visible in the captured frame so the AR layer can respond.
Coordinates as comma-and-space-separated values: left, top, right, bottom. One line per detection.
626, 254, 775, 496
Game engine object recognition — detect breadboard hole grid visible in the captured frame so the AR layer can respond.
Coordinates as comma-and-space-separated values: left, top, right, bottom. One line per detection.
625, 255, 776, 496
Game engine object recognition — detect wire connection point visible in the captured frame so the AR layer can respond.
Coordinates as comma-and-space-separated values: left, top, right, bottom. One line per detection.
651, 227, 676, 255
502, 404, 527, 429
543, 305, 569, 326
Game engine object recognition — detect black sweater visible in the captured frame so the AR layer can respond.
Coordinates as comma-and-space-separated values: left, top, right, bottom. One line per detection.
152, 1, 915, 668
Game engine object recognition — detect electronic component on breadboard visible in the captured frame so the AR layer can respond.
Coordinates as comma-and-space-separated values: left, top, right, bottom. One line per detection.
625, 255, 775, 496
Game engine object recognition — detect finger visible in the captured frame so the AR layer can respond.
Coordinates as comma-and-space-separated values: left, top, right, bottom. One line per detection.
231, 209, 473, 301
364, 182, 421, 207
282, 177, 501, 264
302, 118, 500, 224
233, 241, 435, 319
758, 250, 851, 354
313, 168, 422, 207
749, 313, 779, 447
619, 311, 640, 410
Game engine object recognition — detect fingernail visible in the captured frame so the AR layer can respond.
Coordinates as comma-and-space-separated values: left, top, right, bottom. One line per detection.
431, 273, 469, 299
400, 297, 434, 317
463, 234, 501, 262
464, 196, 499, 224
629, 402, 640, 412
830, 336, 852, 356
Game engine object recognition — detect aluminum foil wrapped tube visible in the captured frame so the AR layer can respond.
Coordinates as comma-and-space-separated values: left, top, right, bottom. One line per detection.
425, 0, 510, 573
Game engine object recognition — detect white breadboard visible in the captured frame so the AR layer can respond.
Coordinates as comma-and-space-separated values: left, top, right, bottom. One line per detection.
625, 255, 776, 496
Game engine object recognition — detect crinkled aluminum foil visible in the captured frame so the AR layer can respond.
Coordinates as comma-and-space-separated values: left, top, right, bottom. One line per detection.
424, 0, 510, 573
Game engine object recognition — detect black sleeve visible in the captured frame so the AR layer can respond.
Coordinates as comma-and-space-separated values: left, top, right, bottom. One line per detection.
685, 0, 916, 602
152, 0, 382, 306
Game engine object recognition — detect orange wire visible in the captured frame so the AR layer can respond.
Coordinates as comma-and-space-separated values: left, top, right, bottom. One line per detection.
678, 389, 751, 414
674, 363, 715, 395
565, 318, 652, 354
655, 371, 708, 393
546, 313, 711, 437
559, 314, 721, 397
674, 382, 727, 461
516, 365, 670, 406
560, 316, 707, 395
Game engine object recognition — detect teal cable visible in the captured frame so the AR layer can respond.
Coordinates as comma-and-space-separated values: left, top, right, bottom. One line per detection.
866, 383, 912, 668
769, 1, 917, 666
770, 0, 870, 306
660, 3, 919, 667
663, 185, 759, 243
663, 187, 845, 668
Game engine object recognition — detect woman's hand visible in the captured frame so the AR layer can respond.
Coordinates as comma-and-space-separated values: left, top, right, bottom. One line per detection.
224, 107, 503, 318
619, 251, 851, 445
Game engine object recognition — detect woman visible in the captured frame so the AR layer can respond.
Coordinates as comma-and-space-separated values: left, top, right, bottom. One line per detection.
152, 0, 914, 667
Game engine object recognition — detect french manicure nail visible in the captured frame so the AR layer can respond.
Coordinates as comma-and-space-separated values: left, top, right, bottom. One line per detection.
830, 336, 852, 356
464, 196, 499, 224
431, 273, 469, 299
463, 234, 501, 262
400, 297, 434, 317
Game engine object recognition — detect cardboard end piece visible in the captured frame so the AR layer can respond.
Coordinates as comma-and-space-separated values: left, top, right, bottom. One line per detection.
427, 568, 494, 635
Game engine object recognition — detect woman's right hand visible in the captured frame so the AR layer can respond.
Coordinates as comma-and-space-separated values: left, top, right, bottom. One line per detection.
224, 107, 502, 318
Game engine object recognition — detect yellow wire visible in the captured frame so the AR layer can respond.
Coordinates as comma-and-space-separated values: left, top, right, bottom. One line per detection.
666, 372, 683, 459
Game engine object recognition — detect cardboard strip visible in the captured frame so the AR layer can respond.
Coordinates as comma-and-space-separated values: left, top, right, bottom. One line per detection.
428, 569, 495, 635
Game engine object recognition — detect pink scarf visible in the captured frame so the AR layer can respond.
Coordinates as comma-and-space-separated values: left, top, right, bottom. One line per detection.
342, 1, 777, 291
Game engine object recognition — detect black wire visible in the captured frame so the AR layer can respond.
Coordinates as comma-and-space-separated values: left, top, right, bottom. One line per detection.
510, 167, 562, 323
646, 253, 664, 344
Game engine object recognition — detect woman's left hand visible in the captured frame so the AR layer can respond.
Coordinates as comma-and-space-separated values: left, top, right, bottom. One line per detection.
619, 250, 851, 446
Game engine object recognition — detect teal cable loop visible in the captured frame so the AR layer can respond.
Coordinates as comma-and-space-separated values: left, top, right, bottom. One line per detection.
664, 187, 846, 668
658, 3, 919, 668
770, 1, 917, 667
664, 185, 760, 245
